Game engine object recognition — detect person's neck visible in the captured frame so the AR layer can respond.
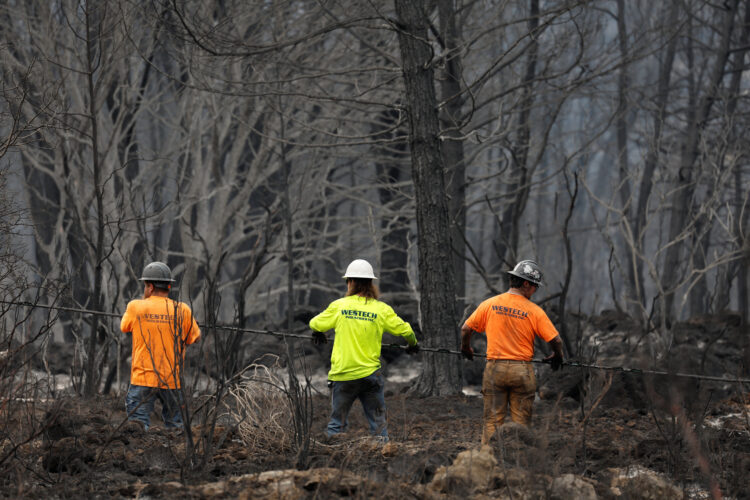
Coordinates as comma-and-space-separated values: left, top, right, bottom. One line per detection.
507, 287, 531, 299
150, 291, 169, 298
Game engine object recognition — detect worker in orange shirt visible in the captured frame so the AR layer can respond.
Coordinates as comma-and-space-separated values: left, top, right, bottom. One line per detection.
461, 260, 563, 444
120, 262, 201, 430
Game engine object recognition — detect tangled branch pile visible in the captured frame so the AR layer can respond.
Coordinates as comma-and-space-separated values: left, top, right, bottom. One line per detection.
229, 357, 295, 456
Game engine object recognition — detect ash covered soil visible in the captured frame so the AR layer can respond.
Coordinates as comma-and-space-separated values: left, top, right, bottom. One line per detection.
3, 312, 749, 499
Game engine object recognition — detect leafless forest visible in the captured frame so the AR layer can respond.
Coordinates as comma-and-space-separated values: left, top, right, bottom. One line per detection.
0, 1, 748, 498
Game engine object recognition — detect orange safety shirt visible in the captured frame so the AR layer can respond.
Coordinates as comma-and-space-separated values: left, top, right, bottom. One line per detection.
465, 292, 558, 361
120, 296, 201, 389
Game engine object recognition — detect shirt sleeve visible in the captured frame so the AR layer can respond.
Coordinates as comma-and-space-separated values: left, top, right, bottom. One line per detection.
381, 304, 417, 346
465, 300, 489, 333
309, 301, 339, 332
120, 301, 135, 333
533, 307, 559, 342
181, 304, 201, 345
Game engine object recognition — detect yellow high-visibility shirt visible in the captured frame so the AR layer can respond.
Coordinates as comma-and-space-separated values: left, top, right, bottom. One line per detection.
309, 295, 417, 381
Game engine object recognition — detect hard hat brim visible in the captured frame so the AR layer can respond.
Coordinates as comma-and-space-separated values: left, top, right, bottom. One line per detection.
506, 270, 542, 286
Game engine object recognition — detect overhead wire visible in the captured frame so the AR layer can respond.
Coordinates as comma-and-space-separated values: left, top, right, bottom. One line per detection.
2, 299, 749, 385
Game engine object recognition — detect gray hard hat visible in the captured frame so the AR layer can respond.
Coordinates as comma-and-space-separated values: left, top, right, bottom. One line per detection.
507, 260, 544, 287
139, 261, 175, 283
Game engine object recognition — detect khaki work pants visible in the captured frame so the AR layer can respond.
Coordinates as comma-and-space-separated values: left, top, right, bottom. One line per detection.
481, 360, 536, 444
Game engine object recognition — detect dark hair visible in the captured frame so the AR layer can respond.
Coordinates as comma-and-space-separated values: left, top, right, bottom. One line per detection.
147, 281, 171, 292
346, 278, 380, 300
508, 275, 526, 289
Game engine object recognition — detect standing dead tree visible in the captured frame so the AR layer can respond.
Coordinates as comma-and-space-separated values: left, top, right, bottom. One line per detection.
394, 0, 462, 395
436, 0, 468, 319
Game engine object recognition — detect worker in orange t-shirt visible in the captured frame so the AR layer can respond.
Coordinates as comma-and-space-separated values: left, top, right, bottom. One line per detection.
461, 260, 563, 443
120, 262, 201, 430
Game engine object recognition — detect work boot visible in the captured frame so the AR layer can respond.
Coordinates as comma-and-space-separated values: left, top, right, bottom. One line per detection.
320, 431, 347, 445
122, 420, 146, 434
319, 431, 333, 444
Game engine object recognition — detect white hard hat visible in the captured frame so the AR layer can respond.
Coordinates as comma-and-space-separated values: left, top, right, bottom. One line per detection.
342, 259, 378, 280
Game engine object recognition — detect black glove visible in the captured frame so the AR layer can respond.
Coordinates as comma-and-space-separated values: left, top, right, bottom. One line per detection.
405, 343, 420, 355
311, 332, 327, 345
461, 347, 474, 361
295, 310, 316, 324
544, 353, 563, 371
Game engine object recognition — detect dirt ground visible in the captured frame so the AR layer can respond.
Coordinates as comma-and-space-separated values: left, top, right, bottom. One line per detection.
2, 312, 749, 499
2, 377, 748, 499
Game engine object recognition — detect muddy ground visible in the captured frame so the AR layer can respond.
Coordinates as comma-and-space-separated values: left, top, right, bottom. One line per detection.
1, 312, 749, 499
4, 380, 749, 498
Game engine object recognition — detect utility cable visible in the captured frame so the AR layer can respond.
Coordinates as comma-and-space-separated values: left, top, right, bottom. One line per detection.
380, 344, 750, 384
2, 299, 749, 385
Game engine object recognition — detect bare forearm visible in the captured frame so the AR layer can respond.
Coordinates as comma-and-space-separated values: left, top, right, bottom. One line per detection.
460, 323, 474, 350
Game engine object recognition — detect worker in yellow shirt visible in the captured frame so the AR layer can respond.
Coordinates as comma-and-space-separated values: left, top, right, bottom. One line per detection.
309, 259, 419, 442
120, 262, 201, 430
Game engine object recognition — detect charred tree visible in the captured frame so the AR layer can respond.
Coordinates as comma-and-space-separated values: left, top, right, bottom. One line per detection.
632, 1, 679, 326
615, 0, 639, 316
83, 1, 106, 398
395, 0, 462, 396
373, 107, 414, 322
437, 0, 467, 322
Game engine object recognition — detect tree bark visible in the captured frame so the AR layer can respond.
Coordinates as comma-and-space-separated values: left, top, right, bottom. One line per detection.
615, 0, 639, 315
633, 1, 678, 327
374, 108, 415, 323
84, 1, 104, 398
395, 0, 461, 396
437, 0, 467, 322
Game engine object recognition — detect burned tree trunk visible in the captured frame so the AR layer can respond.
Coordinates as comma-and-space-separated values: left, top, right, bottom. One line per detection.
395, 0, 462, 395
437, 0, 467, 322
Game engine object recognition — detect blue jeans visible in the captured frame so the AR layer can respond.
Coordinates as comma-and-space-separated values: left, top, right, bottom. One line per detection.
125, 384, 184, 430
327, 371, 388, 441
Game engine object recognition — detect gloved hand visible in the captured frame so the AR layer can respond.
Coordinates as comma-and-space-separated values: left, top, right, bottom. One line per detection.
461, 346, 474, 361
311, 332, 327, 345
544, 353, 563, 371
295, 310, 316, 324
405, 343, 420, 355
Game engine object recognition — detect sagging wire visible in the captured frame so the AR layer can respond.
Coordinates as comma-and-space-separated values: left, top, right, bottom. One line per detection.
2, 299, 750, 385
